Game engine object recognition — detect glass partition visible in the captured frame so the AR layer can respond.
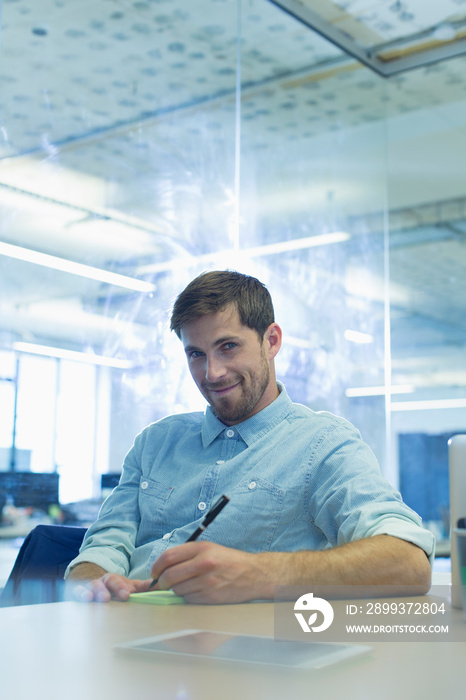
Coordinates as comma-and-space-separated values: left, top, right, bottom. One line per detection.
239, 1, 388, 471
0, 0, 464, 548
386, 56, 466, 540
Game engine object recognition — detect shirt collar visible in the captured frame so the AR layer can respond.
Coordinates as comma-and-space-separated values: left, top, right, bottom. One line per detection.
201, 381, 292, 447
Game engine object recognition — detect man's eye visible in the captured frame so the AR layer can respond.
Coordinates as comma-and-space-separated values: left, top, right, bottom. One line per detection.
223, 343, 237, 350
189, 351, 204, 358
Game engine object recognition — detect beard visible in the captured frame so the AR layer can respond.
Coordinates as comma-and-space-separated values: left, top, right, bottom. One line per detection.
204, 354, 271, 425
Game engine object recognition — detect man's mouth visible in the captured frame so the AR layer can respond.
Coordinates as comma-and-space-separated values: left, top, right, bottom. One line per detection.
207, 382, 240, 396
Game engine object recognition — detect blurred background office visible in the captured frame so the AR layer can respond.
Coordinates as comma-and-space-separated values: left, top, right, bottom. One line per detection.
1, 0, 465, 581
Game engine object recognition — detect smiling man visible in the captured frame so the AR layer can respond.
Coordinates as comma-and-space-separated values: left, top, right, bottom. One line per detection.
181, 306, 281, 426
65, 270, 434, 603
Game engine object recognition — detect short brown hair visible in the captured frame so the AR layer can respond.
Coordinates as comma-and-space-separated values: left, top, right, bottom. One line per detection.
170, 270, 275, 339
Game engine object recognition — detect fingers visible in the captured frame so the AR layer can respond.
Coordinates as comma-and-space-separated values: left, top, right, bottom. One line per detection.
150, 543, 264, 604
66, 578, 111, 603
66, 573, 151, 603
150, 541, 246, 603
150, 541, 208, 590
100, 573, 133, 601
65, 581, 95, 603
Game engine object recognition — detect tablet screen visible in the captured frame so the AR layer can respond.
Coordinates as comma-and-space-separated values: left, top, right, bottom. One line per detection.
118, 630, 370, 669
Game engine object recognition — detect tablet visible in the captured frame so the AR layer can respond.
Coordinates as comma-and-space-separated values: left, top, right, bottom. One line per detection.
116, 629, 371, 669
128, 590, 185, 605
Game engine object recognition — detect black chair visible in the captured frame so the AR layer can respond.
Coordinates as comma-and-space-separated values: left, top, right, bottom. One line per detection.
0, 524, 86, 607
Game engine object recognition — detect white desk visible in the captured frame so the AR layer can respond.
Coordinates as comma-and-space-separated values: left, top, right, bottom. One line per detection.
0, 585, 464, 700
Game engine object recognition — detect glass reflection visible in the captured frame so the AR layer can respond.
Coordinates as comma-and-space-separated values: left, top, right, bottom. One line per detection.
0, 0, 464, 553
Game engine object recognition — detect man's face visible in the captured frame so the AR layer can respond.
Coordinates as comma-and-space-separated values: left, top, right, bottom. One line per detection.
180, 305, 281, 425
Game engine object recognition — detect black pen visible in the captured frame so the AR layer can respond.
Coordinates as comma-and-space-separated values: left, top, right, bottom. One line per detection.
149, 494, 230, 589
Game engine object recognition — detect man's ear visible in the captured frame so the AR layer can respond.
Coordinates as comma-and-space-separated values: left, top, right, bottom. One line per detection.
264, 323, 282, 359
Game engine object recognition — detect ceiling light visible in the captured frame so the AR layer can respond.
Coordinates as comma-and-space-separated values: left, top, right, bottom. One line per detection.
13, 342, 133, 369
344, 329, 374, 344
391, 398, 466, 411
0, 240, 155, 293
346, 385, 414, 398
244, 232, 351, 256
138, 232, 350, 275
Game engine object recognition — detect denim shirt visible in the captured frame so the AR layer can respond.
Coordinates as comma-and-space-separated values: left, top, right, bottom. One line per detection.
66, 383, 434, 579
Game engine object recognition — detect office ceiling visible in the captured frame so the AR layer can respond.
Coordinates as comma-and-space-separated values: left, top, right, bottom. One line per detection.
271, 0, 466, 75
0, 0, 466, 398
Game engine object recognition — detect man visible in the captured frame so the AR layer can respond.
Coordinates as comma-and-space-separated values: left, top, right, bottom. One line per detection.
66, 270, 433, 603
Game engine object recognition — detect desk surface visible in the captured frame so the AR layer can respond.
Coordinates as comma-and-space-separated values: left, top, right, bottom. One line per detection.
1, 589, 464, 700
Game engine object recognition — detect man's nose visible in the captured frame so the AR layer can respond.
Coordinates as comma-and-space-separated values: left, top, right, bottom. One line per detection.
205, 354, 227, 383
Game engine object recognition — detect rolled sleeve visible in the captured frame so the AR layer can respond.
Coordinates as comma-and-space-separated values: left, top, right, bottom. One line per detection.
308, 422, 435, 564
65, 439, 143, 578
364, 516, 435, 564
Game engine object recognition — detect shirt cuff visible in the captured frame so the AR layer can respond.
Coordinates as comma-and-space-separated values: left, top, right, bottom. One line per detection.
64, 549, 129, 579
367, 518, 436, 565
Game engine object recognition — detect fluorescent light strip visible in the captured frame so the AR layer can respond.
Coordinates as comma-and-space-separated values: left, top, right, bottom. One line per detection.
391, 398, 466, 411
243, 232, 350, 256
344, 329, 374, 344
13, 342, 133, 369
346, 385, 414, 397
0, 241, 155, 293
138, 232, 351, 275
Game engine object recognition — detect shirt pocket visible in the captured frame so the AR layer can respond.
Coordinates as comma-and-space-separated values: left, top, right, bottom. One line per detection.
202, 477, 286, 552
137, 476, 174, 544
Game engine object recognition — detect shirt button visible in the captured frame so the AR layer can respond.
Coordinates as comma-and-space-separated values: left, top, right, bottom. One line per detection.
226, 429, 235, 438
248, 481, 257, 490
141, 481, 148, 490
162, 532, 171, 540
198, 502, 207, 511
216, 460, 225, 465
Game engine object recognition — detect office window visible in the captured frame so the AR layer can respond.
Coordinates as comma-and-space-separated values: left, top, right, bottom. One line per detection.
0, 352, 16, 467
0, 351, 109, 504
15, 355, 57, 473
55, 361, 97, 504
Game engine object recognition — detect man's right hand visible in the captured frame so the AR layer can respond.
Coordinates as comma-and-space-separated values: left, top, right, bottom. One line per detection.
65, 563, 152, 602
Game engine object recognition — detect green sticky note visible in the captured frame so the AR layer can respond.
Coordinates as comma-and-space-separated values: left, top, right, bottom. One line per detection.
128, 590, 185, 605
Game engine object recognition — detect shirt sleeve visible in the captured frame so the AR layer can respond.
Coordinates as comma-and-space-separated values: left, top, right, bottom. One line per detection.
306, 421, 436, 564
64, 431, 146, 578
